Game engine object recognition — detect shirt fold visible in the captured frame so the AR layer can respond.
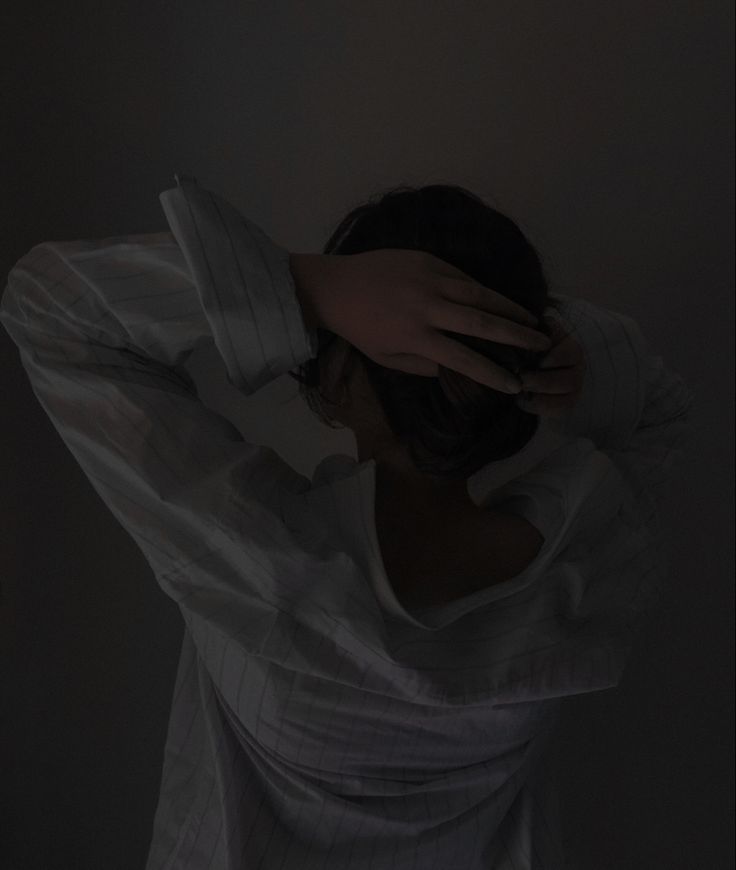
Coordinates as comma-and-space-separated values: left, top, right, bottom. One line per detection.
0, 175, 697, 869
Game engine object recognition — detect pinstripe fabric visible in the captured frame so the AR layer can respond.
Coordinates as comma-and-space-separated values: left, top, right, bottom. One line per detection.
0, 176, 696, 869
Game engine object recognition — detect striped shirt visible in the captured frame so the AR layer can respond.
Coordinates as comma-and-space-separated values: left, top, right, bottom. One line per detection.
0, 175, 697, 869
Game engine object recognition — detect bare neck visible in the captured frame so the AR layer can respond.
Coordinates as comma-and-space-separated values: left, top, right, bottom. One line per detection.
375, 464, 478, 526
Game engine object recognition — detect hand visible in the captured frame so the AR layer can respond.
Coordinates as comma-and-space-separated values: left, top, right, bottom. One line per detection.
515, 315, 586, 418
293, 248, 553, 394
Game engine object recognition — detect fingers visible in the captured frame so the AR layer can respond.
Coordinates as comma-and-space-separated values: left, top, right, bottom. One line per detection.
536, 318, 578, 367
516, 322, 586, 418
428, 332, 523, 393
519, 365, 579, 395
537, 323, 585, 369
515, 391, 577, 418
440, 267, 541, 329
433, 300, 553, 352
383, 352, 439, 377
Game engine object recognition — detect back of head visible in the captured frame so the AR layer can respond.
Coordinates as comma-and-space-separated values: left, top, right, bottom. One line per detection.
289, 183, 552, 480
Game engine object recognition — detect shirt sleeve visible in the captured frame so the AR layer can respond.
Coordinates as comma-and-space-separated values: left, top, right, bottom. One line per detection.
547, 293, 698, 498
0, 191, 321, 613
536, 294, 698, 686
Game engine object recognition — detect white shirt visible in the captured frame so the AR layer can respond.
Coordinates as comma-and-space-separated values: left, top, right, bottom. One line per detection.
0, 174, 696, 869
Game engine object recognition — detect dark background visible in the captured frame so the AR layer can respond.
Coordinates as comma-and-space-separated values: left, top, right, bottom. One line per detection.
1, 1, 733, 867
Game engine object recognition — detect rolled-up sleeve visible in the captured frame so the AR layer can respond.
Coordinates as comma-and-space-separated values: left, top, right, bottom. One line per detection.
0, 179, 321, 613
549, 293, 697, 496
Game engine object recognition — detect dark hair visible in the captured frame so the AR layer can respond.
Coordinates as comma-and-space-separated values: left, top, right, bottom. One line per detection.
288, 183, 554, 480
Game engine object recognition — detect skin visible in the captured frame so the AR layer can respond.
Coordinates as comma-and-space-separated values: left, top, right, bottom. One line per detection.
290, 250, 584, 502
316, 336, 546, 606
290, 249, 584, 603
289, 250, 584, 594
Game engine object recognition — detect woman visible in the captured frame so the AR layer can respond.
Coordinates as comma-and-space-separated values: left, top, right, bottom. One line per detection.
287, 182, 583, 612
0, 174, 694, 869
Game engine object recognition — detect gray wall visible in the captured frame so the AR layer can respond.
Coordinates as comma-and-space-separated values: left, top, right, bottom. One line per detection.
1, 1, 733, 867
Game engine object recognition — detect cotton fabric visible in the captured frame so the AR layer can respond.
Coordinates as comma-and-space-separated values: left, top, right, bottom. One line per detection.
0, 175, 696, 869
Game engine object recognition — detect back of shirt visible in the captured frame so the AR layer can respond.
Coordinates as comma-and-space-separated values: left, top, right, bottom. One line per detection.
0, 177, 697, 869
